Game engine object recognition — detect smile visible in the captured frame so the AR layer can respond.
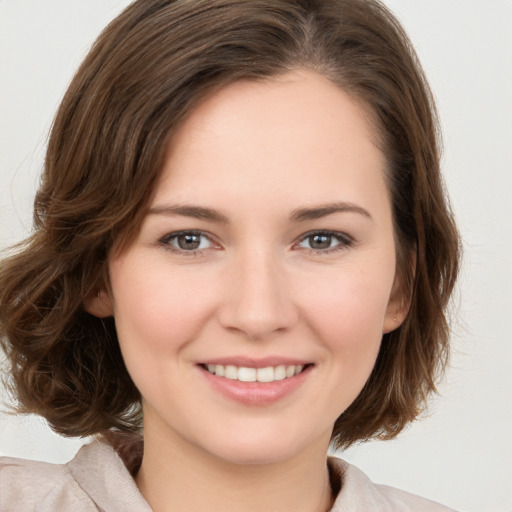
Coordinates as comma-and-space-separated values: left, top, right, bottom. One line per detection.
204, 364, 305, 383
199, 361, 313, 405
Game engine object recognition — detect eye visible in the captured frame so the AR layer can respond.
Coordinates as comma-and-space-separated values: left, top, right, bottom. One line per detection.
160, 231, 214, 252
296, 231, 353, 252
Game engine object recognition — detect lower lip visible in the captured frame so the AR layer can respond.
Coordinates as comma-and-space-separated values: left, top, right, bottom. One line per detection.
199, 365, 312, 406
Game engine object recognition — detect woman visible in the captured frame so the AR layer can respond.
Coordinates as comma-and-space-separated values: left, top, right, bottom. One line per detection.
0, 0, 460, 510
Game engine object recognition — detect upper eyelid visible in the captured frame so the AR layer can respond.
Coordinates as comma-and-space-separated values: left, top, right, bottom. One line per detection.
161, 229, 216, 242
295, 229, 353, 243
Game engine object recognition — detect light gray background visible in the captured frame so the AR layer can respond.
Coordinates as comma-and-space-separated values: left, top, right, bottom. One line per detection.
1, 2, 511, 511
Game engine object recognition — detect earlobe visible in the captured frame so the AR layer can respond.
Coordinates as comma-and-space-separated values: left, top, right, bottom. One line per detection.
383, 251, 416, 334
382, 279, 410, 334
84, 290, 114, 318
383, 291, 409, 333
382, 307, 407, 334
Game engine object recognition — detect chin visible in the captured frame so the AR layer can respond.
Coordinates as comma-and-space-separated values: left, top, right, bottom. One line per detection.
210, 443, 300, 466
196, 422, 330, 467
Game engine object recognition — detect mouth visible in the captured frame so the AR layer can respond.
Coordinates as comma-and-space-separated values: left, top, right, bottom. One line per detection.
197, 357, 314, 405
200, 363, 310, 383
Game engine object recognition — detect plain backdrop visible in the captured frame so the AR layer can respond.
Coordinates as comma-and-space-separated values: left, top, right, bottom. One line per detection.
1, 1, 511, 511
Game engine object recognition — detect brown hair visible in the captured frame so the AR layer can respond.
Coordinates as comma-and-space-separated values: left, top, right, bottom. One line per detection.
0, 0, 460, 448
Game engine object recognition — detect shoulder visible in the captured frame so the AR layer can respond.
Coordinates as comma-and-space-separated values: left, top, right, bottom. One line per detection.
0, 454, 97, 511
0, 439, 151, 512
328, 456, 458, 512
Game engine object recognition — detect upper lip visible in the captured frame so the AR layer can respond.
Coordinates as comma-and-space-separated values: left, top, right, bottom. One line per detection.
198, 356, 312, 368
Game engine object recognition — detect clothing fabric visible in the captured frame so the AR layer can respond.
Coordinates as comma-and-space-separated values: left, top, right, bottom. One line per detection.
0, 439, 456, 511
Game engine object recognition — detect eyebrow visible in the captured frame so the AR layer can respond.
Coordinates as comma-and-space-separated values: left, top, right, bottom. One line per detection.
147, 205, 229, 223
290, 202, 372, 222
148, 201, 372, 224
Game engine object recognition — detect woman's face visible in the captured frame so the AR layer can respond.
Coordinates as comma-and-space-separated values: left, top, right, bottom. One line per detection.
97, 69, 403, 465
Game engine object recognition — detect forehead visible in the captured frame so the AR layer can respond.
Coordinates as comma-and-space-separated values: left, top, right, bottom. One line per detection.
152, 69, 388, 215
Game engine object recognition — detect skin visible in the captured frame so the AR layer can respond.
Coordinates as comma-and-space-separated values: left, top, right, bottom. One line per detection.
88, 69, 405, 512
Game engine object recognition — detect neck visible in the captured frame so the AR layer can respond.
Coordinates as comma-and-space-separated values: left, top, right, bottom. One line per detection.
135, 422, 334, 512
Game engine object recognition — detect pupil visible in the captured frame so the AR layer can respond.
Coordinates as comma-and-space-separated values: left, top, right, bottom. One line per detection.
178, 234, 200, 250
311, 234, 331, 249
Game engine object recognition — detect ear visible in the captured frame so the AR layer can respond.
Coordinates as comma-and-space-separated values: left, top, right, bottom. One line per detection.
383, 249, 416, 334
382, 275, 410, 334
84, 289, 114, 318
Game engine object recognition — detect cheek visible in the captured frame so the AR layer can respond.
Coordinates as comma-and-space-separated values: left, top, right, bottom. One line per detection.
109, 258, 217, 359
298, 264, 393, 356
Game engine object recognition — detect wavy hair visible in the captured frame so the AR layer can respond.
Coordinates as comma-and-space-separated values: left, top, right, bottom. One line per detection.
0, 0, 460, 448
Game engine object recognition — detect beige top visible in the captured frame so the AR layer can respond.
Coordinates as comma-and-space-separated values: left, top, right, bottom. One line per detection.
0, 439, 456, 511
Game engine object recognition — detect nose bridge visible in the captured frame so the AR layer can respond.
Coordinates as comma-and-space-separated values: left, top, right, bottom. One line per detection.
218, 244, 297, 339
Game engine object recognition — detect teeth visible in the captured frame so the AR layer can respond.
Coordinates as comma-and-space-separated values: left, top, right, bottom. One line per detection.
205, 364, 306, 382
274, 365, 286, 381
238, 367, 256, 382
257, 366, 274, 383
224, 365, 238, 380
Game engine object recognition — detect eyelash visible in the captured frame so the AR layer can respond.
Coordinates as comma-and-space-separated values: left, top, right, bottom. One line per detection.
158, 230, 216, 257
158, 230, 354, 256
295, 230, 354, 254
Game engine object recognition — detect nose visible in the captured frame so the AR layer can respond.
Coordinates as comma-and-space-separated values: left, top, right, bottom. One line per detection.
217, 249, 298, 341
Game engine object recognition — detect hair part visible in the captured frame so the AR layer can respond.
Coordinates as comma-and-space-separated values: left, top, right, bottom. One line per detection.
0, 0, 460, 448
